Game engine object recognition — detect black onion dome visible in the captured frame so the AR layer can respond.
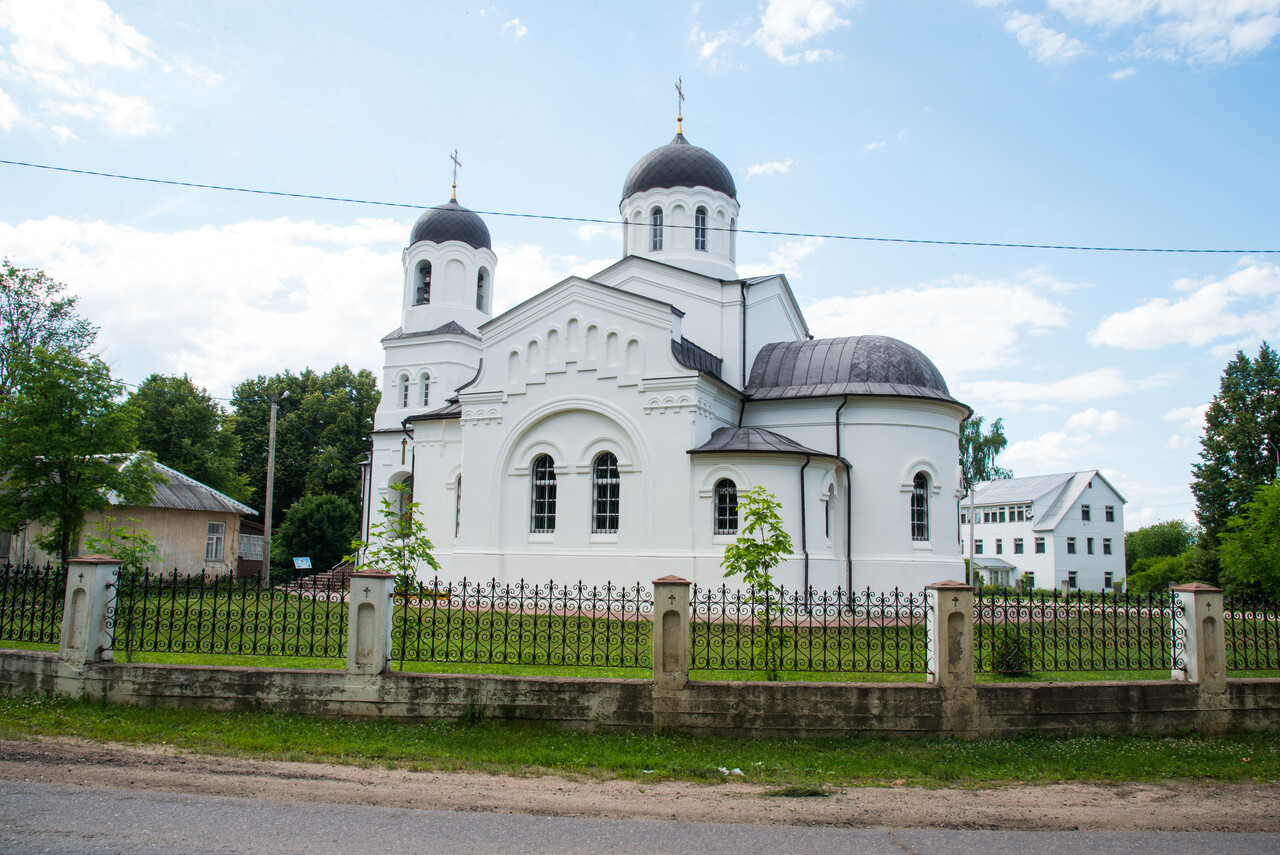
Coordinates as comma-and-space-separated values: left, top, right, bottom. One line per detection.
410, 199, 491, 250
746, 335, 967, 410
621, 133, 737, 202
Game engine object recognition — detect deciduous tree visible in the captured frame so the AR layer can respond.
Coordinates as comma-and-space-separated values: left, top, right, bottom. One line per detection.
1218, 482, 1280, 600
0, 260, 97, 399
960, 414, 1012, 493
274, 492, 359, 578
1123, 519, 1197, 572
129, 373, 247, 502
0, 348, 155, 568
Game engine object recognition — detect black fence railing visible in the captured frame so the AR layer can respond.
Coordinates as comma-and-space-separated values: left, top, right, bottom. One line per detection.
0, 563, 66, 645
1225, 595, 1280, 671
973, 588, 1183, 674
110, 569, 348, 659
689, 585, 929, 674
391, 578, 653, 669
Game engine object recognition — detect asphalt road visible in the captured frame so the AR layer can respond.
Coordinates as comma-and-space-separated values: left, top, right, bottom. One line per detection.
2, 780, 1278, 855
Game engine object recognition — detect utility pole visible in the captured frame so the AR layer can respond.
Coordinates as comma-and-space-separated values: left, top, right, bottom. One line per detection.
260, 391, 283, 588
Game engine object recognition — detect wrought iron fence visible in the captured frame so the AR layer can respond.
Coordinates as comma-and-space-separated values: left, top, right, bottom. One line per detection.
110, 568, 347, 659
392, 578, 653, 669
973, 588, 1183, 674
689, 585, 929, 674
1224, 595, 1280, 671
0, 563, 67, 645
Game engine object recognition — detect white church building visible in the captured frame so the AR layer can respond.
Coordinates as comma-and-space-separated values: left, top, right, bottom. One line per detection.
362, 119, 972, 593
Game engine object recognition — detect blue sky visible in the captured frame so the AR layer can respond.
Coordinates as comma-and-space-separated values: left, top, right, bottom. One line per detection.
1, 0, 1278, 530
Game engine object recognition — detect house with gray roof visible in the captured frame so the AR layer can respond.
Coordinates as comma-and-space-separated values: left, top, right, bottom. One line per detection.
962, 470, 1126, 592
11, 456, 255, 577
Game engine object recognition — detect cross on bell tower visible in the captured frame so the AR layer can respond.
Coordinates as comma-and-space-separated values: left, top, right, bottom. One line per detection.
450, 149, 462, 201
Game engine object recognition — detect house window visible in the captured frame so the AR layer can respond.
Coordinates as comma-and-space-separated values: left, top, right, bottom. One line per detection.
1081, 504, 1091, 522
998, 508, 1006, 523
421, 373, 430, 407
206, 522, 225, 562
1067, 537, 1077, 554
1035, 537, 1045, 554
694, 207, 707, 251
592, 452, 620, 534
1087, 537, 1094, 555
415, 262, 431, 304
1068, 571, 1078, 589
1016, 507, 1025, 522
477, 268, 488, 311
1103, 538, 1112, 555
237, 533, 263, 560
995, 539, 1003, 555
1014, 538, 1024, 554
960, 512, 967, 525
1105, 505, 1115, 522
1104, 571, 1114, 589
530, 454, 557, 533
910, 472, 929, 541
714, 479, 738, 534
455, 475, 462, 538
974, 540, 983, 555
650, 207, 663, 251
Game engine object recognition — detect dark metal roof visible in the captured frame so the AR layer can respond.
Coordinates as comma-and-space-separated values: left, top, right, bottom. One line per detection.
688, 427, 833, 459
671, 337, 722, 378
409, 199, 492, 249
406, 400, 462, 422
381, 321, 480, 343
621, 133, 736, 201
745, 335, 966, 409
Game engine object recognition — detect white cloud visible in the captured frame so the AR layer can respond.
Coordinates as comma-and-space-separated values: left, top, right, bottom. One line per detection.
1047, 0, 1280, 64
1161, 403, 1208, 449
1005, 11, 1087, 64
0, 214, 408, 398
746, 157, 795, 177
738, 236, 824, 280
1110, 66, 1137, 79
691, 25, 735, 67
803, 270, 1073, 378
958, 367, 1176, 412
50, 122, 75, 140
1002, 430, 1093, 470
0, 0, 219, 137
749, 0, 853, 64
1065, 407, 1131, 434
502, 18, 528, 41
490, 242, 614, 312
0, 84, 18, 129
862, 140, 885, 153
1088, 261, 1280, 350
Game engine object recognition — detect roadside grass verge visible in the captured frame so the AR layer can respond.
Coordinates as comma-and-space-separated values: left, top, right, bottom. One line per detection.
1, 692, 1278, 787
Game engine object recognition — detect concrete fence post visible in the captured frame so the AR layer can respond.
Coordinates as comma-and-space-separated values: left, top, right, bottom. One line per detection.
926, 580, 974, 689
1171, 582, 1226, 694
652, 575, 691, 689
59, 556, 121, 667
347, 570, 395, 675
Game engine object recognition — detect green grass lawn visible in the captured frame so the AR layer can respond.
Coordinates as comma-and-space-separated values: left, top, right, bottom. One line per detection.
1, 692, 1278, 787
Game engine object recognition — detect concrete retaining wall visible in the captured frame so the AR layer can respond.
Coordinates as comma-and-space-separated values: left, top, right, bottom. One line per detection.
5, 649, 1279, 739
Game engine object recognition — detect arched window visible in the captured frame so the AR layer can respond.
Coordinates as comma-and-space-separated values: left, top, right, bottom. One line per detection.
530, 454, 557, 533
911, 472, 930, 541
476, 268, 488, 312
714, 479, 738, 535
415, 262, 431, 305
420, 373, 430, 407
592, 452, 620, 533
650, 207, 663, 251
454, 475, 462, 538
729, 217, 737, 262
399, 374, 410, 408
694, 207, 707, 252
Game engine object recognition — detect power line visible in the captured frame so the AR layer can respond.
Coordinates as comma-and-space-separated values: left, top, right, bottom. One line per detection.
3, 158, 1276, 255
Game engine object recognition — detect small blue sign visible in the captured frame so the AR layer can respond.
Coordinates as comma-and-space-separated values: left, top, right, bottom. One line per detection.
293, 557, 312, 570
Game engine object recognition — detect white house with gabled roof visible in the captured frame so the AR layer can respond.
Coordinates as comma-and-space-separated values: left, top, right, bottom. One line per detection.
961, 470, 1126, 592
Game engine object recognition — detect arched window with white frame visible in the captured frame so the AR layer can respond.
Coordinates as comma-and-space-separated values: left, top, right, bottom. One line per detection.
454, 475, 462, 538
591, 452, 620, 533
415, 262, 431, 305
399, 374, 410, 408
911, 472, 930, 541
530, 454, 557, 533
714, 478, 738, 535
694, 207, 707, 252
650, 207, 663, 251
420, 372, 431, 407
476, 268, 488, 312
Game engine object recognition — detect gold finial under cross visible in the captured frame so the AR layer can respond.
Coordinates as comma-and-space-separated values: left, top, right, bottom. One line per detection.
450, 149, 461, 201
675, 76, 684, 134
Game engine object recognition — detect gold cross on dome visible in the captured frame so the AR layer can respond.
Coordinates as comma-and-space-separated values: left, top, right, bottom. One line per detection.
450, 149, 461, 200
674, 77, 685, 133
